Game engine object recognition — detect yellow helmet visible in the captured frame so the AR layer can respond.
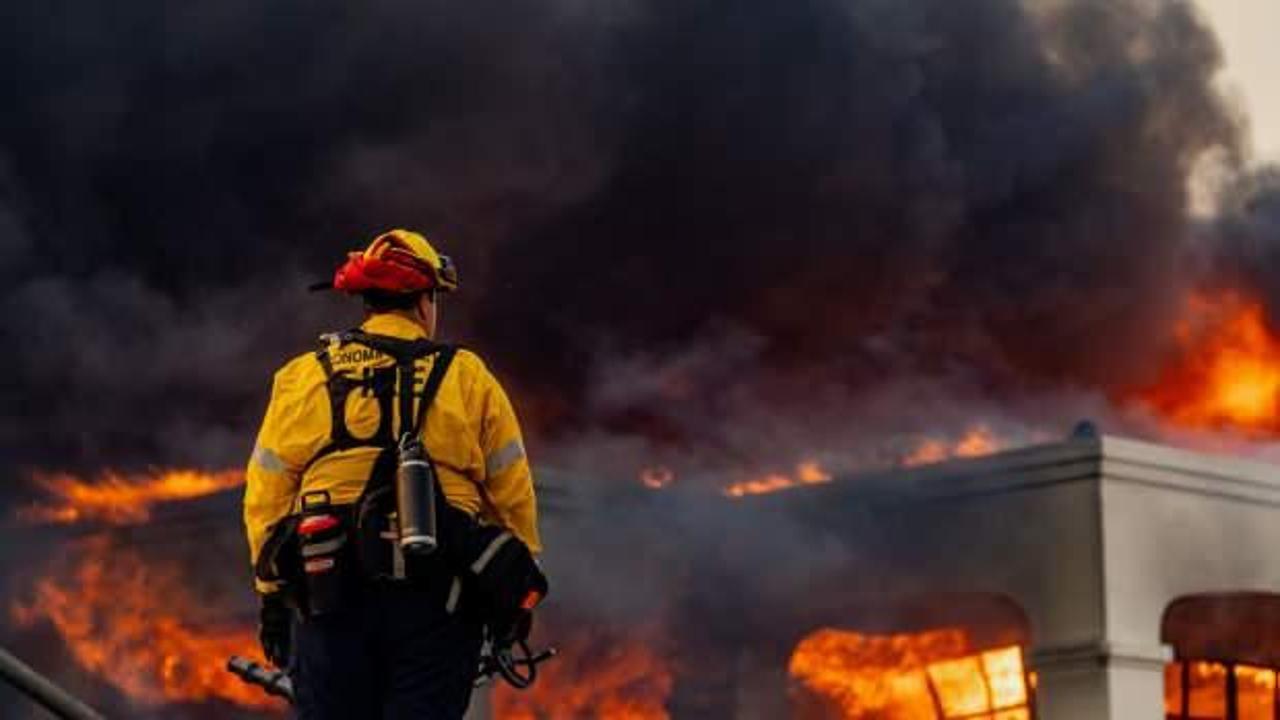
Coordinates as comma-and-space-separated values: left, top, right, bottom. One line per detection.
330, 229, 459, 294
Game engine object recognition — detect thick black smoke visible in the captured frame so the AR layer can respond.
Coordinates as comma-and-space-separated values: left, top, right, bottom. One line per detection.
0, 0, 622, 475
0, 0, 1255, 480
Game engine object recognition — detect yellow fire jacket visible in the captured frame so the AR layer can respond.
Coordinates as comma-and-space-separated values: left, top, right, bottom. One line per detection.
243, 312, 540, 593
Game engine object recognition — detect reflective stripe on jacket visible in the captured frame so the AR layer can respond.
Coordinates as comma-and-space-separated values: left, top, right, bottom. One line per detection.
243, 313, 540, 593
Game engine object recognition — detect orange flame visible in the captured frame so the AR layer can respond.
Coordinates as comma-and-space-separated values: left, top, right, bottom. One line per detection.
10, 534, 279, 710
18, 468, 245, 525
1165, 660, 1277, 718
1137, 292, 1280, 435
493, 630, 673, 719
721, 426, 1006, 499
789, 628, 1030, 719
902, 425, 1002, 468
723, 460, 833, 498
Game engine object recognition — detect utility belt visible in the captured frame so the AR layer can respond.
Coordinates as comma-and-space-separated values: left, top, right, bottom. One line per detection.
256, 507, 432, 617
255, 449, 546, 627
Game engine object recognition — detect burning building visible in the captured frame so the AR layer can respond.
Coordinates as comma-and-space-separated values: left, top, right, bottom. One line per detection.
481, 430, 1280, 720
715, 431, 1280, 719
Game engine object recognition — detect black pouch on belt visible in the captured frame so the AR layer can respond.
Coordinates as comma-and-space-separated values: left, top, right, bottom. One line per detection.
296, 490, 354, 616
454, 524, 548, 629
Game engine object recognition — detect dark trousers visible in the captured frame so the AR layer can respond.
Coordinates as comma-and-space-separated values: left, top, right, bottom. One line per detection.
292, 580, 483, 720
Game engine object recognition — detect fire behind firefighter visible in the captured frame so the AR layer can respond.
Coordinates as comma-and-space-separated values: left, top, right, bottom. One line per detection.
243, 229, 546, 719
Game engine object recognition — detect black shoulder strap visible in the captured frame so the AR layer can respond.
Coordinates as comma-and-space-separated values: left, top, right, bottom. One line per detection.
315, 334, 338, 378
408, 345, 458, 438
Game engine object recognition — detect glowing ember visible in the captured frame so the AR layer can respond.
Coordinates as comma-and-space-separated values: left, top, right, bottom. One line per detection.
789, 627, 1030, 719
723, 460, 833, 498
1137, 292, 1280, 435
493, 630, 672, 719
902, 426, 1003, 468
10, 534, 278, 710
18, 468, 245, 525
640, 466, 676, 490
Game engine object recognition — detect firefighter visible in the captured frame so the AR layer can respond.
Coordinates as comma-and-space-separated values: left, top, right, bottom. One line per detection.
243, 229, 544, 719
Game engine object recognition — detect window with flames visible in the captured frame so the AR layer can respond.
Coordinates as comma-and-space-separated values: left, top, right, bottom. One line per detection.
1166, 660, 1280, 720
789, 628, 1034, 719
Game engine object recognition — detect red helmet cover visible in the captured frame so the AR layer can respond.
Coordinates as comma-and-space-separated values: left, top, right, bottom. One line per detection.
332, 252, 434, 294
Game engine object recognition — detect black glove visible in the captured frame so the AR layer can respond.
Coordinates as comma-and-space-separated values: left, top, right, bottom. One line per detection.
258, 592, 293, 668
473, 535, 547, 651
462, 527, 548, 616
490, 609, 534, 649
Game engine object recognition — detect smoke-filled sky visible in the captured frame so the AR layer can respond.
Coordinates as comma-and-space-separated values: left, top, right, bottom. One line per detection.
1, 0, 1278, 487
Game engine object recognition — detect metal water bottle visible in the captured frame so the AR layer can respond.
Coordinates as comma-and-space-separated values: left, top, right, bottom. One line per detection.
396, 433, 438, 556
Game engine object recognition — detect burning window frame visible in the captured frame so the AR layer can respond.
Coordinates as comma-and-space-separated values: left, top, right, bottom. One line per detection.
788, 626, 1037, 720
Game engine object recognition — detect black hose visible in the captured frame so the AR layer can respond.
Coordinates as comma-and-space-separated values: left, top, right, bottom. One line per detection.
0, 646, 107, 720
